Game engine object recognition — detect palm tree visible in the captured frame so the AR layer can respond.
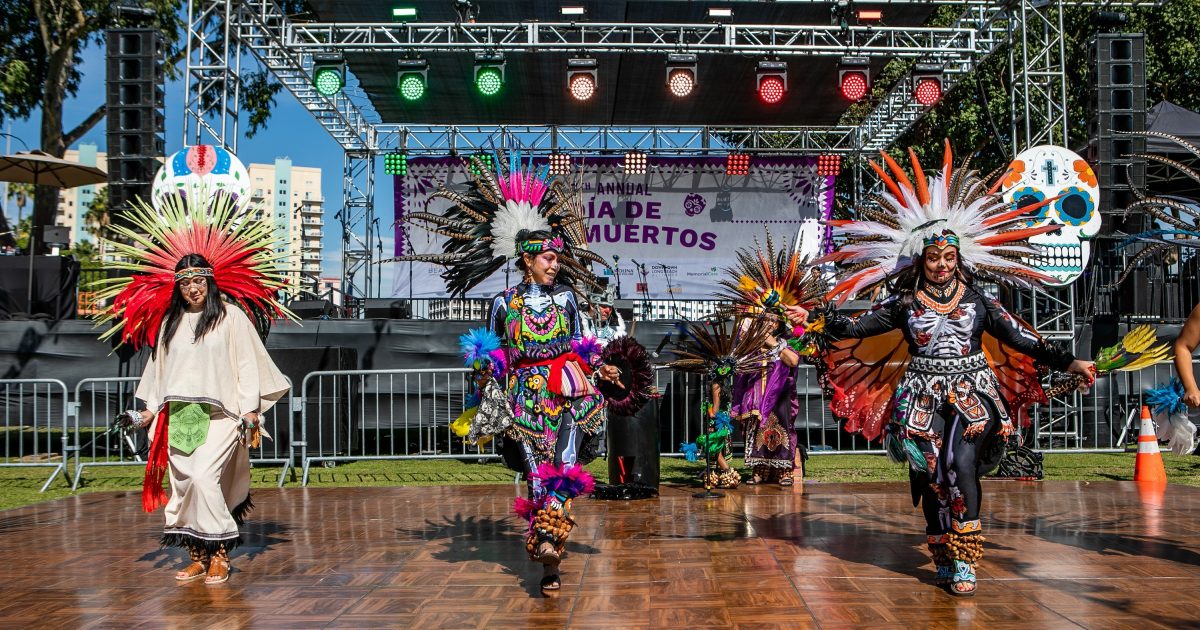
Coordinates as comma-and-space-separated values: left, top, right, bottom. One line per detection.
7, 183, 34, 224
83, 187, 111, 259
1, 183, 34, 249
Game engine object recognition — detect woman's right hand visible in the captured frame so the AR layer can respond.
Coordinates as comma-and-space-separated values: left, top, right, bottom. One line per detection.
1185, 387, 1200, 409
140, 409, 155, 424
783, 305, 809, 328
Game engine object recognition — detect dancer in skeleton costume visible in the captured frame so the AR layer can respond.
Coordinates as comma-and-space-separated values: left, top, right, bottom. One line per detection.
805, 143, 1095, 596
580, 279, 626, 348
719, 233, 824, 485
96, 192, 292, 585
388, 155, 621, 595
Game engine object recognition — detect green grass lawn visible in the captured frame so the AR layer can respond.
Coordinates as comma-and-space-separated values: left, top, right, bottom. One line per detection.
2, 452, 1197, 512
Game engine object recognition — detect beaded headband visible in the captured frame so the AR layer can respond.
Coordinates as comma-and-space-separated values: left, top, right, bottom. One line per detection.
922, 231, 960, 251
174, 267, 214, 282
518, 235, 565, 255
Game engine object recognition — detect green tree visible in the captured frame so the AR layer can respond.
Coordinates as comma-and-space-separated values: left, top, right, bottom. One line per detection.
0, 1, 304, 252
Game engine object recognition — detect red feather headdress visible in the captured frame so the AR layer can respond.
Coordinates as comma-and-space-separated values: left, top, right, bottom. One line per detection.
92, 191, 295, 349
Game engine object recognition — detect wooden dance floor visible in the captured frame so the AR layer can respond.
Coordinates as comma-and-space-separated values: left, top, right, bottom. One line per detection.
2, 480, 1199, 629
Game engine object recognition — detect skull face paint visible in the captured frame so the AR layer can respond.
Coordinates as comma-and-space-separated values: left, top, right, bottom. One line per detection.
1001, 145, 1100, 286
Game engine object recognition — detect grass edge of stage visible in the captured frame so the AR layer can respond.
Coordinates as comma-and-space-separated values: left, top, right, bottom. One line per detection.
3, 453, 1200, 511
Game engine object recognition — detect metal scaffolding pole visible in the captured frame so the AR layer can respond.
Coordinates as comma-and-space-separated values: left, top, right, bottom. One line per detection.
339, 151, 376, 309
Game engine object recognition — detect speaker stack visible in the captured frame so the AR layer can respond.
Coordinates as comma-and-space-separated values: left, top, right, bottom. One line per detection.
105, 28, 165, 223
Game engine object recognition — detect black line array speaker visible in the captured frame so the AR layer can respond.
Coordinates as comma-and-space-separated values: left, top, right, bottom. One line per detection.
363, 298, 412, 319
1088, 33, 1146, 234
106, 28, 165, 223
288, 299, 334, 319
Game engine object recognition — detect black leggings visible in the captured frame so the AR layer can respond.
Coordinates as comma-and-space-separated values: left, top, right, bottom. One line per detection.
913, 403, 1003, 535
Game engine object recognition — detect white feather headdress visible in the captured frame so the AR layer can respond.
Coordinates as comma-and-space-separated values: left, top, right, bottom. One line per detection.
818, 140, 1061, 304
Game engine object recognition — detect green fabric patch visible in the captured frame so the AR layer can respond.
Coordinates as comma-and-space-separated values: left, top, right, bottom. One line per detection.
168, 402, 210, 455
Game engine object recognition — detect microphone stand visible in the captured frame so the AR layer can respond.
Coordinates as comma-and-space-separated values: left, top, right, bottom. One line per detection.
612, 254, 623, 299
657, 263, 681, 319
633, 260, 650, 317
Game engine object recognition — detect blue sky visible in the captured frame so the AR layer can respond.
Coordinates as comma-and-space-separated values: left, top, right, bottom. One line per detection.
1, 40, 396, 290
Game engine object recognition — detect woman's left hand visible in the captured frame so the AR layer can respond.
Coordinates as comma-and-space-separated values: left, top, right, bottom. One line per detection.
598, 364, 624, 388
243, 411, 260, 428
1067, 359, 1097, 386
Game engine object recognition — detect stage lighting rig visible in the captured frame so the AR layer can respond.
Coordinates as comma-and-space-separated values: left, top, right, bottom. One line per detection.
756, 61, 788, 105
549, 153, 572, 175
726, 153, 751, 176
567, 58, 598, 102
474, 52, 505, 97
623, 151, 648, 175
838, 56, 870, 101
397, 59, 428, 102
384, 152, 408, 176
391, 7, 418, 22
817, 154, 842, 177
312, 54, 345, 96
912, 63, 944, 107
666, 53, 698, 98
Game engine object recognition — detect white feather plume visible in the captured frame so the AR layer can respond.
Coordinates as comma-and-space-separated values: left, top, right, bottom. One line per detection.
490, 200, 551, 260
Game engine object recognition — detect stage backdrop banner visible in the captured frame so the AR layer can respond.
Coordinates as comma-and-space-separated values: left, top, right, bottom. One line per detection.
392, 156, 834, 300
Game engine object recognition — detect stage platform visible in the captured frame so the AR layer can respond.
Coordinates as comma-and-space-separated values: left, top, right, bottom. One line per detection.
2, 481, 1197, 628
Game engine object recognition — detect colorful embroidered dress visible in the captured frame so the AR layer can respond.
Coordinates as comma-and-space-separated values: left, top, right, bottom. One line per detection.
489, 281, 604, 458
732, 359, 799, 472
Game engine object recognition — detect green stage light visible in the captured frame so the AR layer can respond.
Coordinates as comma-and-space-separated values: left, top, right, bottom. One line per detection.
397, 59, 428, 102
469, 153, 494, 176
399, 74, 425, 101
392, 7, 417, 21
312, 55, 345, 96
384, 152, 408, 176
476, 67, 503, 96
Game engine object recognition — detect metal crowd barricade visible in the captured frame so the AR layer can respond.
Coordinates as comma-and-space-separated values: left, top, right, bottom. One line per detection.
298, 368, 498, 486
653, 365, 883, 456
1027, 359, 1196, 453
0, 379, 71, 492
71, 377, 297, 489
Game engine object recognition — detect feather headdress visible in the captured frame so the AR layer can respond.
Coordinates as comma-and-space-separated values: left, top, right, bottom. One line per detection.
1107, 131, 1200, 286
817, 140, 1060, 304
717, 229, 826, 314
665, 316, 773, 382
384, 153, 609, 296
91, 190, 295, 350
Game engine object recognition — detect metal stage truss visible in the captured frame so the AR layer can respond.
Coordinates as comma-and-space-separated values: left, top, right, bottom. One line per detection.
184, 0, 1147, 303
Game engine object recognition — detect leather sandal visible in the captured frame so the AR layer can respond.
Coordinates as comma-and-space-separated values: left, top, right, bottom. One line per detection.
534, 541, 561, 567
540, 573, 561, 594
175, 547, 209, 582
204, 545, 230, 585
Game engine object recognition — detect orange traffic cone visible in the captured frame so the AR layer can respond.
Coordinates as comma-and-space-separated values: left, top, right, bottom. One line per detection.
1134, 405, 1168, 484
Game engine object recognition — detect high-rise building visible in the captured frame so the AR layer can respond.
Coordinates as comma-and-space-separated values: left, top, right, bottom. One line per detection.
57, 144, 107, 244
56, 148, 325, 290
248, 158, 324, 297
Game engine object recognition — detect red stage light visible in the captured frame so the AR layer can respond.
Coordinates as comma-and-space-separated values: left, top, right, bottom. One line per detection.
758, 76, 785, 104
726, 153, 751, 176
840, 71, 868, 101
913, 77, 943, 106
817, 154, 842, 177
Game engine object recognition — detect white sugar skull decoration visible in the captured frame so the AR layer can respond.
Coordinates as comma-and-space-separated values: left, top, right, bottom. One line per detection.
151, 145, 252, 210
1001, 145, 1100, 286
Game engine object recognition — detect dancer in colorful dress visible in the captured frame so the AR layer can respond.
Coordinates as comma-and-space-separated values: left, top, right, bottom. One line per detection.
804, 143, 1095, 595
719, 233, 824, 486
390, 155, 621, 595
98, 192, 292, 584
